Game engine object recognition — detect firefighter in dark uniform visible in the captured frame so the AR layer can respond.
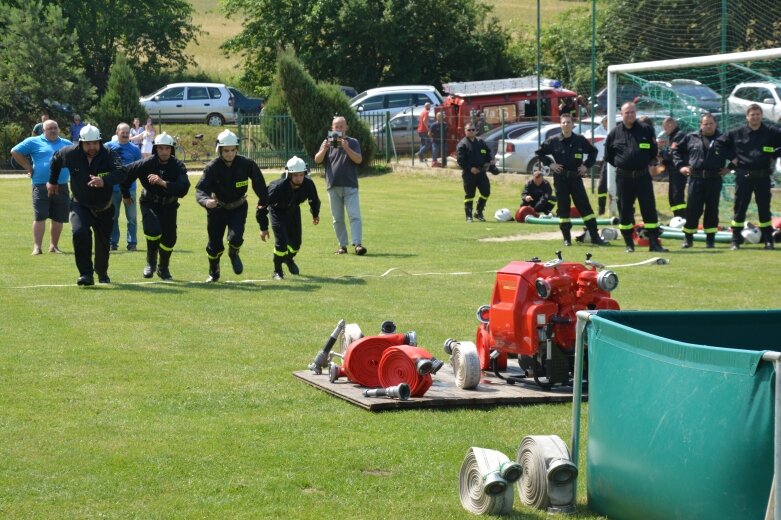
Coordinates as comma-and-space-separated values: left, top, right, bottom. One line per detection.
48, 124, 125, 286
266, 156, 321, 280
672, 113, 728, 249
521, 167, 556, 214
660, 117, 687, 218
456, 123, 497, 222
604, 102, 667, 253
122, 132, 190, 279
535, 113, 606, 246
195, 129, 270, 282
716, 103, 781, 250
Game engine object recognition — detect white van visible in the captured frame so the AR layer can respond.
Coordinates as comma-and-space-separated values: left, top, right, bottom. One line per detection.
140, 83, 236, 126
350, 85, 443, 118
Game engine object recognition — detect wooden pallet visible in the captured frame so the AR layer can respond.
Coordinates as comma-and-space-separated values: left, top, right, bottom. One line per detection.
293, 364, 585, 411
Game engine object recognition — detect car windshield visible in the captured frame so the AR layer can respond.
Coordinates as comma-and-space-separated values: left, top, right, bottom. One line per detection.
674, 85, 721, 101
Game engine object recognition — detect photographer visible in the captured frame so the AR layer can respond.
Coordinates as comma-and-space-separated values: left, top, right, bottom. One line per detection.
456, 123, 497, 222
314, 116, 366, 255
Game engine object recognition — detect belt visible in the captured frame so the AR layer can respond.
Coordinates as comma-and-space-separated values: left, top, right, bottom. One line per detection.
690, 169, 721, 178
554, 170, 581, 178
737, 168, 770, 178
72, 196, 112, 212
616, 168, 648, 178
216, 195, 247, 210
142, 191, 178, 205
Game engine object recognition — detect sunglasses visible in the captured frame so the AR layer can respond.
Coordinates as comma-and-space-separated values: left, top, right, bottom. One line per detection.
465, 128, 476, 132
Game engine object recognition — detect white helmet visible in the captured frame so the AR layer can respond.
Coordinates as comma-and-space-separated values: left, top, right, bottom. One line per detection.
600, 228, 619, 241
215, 129, 239, 153
154, 132, 175, 147
742, 225, 761, 244
669, 216, 686, 229
494, 208, 513, 222
286, 156, 307, 173
79, 124, 101, 142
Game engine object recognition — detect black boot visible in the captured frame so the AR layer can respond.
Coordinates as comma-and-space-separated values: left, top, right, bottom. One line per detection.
648, 230, 669, 253
762, 227, 775, 250
682, 233, 694, 249
273, 255, 285, 280
285, 253, 300, 275
705, 233, 715, 249
622, 229, 635, 253
560, 224, 572, 246
475, 200, 486, 222
731, 228, 743, 250
228, 245, 243, 274
464, 205, 473, 223
586, 220, 606, 246
144, 241, 159, 278
574, 228, 587, 243
206, 257, 220, 283
157, 248, 173, 280
598, 197, 606, 216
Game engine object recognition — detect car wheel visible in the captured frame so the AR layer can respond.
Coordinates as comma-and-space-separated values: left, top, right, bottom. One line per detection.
206, 113, 225, 126
526, 158, 538, 174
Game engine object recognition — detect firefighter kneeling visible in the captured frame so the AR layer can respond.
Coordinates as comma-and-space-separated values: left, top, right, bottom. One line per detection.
266, 156, 320, 280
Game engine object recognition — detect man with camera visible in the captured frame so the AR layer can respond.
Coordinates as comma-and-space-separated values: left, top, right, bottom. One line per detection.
456, 123, 497, 222
314, 116, 366, 255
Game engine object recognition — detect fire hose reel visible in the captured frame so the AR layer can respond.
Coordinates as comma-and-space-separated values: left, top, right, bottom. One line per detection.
443, 339, 481, 390
459, 447, 523, 516
516, 435, 577, 514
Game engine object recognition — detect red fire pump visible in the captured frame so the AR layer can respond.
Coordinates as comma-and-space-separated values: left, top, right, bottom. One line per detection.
475, 252, 619, 388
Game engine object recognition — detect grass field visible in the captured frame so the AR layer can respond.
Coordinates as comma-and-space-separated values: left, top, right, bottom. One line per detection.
1, 167, 779, 518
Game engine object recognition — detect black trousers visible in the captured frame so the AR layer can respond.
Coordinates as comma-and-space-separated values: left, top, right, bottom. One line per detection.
616, 172, 660, 230
141, 200, 179, 249
522, 198, 555, 214
70, 200, 114, 277
684, 176, 722, 233
270, 207, 302, 257
553, 172, 597, 222
732, 174, 772, 229
668, 166, 688, 216
205, 202, 248, 258
597, 164, 608, 214
462, 171, 490, 212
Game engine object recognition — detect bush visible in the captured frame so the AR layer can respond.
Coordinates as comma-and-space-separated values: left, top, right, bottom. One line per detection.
0, 123, 26, 168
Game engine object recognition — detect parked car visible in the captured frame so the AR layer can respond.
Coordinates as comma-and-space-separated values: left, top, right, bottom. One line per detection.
494, 123, 563, 173
227, 87, 263, 115
140, 82, 236, 126
590, 84, 643, 114
350, 85, 443, 118
728, 81, 781, 122
641, 79, 722, 114
477, 122, 540, 156
370, 106, 427, 155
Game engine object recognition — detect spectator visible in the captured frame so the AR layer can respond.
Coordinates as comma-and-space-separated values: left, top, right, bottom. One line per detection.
105, 123, 142, 252
195, 130, 270, 282
10, 119, 72, 255
429, 111, 448, 167
70, 114, 85, 142
456, 122, 496, 222
314, 116, 366, 255
141, 120, 155, 158
416, 102, 432, 163
267, 156, 320, 279
129, 117, 144, 149
47, 124, 126, 286
521, 168, 556, 215
122, 132, 191, 279
31, 110, 49, 136
660, 117, 687, 217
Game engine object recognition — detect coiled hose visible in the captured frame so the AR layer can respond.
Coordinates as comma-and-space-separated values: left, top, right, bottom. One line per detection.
516, 435, 577, 514
449, 340, 481, 389
459, 447, 520, 516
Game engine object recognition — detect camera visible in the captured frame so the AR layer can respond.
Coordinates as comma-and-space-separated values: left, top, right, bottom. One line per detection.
328, 131, 343, 147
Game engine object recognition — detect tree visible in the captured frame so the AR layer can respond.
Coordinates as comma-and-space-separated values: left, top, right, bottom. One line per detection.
276, 50, 375, 167
91, 53, 148, 137
221, 0, 515, 93
0, 1, 95, 127
5, 0, 200, 94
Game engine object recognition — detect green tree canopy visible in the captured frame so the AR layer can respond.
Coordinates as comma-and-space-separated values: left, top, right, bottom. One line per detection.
222, 0, 516, 93
0, 1, 95, 127
91, 53, 148, 137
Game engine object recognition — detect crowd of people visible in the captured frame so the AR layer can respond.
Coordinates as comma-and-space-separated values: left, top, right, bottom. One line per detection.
9, 103, 778, 285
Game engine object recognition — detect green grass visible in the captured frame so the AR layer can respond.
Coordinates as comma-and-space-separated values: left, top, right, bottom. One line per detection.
1, 168, 779, 517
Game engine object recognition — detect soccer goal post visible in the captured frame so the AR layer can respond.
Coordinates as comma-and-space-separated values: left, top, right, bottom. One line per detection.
604, 47, 781, 212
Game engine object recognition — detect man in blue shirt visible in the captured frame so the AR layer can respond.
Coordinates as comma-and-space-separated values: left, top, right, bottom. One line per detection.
70, 114, 85, 143
11, 120, 71, 255
105, 123, 142, 251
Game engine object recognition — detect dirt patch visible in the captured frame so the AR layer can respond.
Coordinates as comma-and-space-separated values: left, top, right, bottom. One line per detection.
479, 231, 562, 242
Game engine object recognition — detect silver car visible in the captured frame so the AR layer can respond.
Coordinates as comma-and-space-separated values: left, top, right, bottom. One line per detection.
140, 82, 237, 126
728, 82, 781, 123
494, 123, 563, 173
369, 106, 429, 155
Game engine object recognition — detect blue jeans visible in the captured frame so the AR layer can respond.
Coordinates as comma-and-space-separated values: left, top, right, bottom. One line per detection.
328, 186, 362, 247
111, 191, 138, 247
431, 136, 448, 165
417, 132, 431, 160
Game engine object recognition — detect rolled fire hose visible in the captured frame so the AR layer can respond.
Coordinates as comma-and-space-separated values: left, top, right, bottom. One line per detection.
448, 340, 481, 390
659, 229, 732, 243
378, 345, 435, 397
516, 435, 578, 514
524, 215, 619, 226
339, 323, 363, 354
342, 334, 412, 388
459, 447, 522, 516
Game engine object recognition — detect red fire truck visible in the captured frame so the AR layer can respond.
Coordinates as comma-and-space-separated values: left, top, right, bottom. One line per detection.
437, 77, 579, 148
